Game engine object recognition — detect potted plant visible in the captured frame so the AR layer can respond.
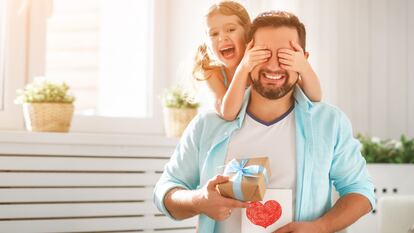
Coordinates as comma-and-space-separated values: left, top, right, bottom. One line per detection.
14, 77, 75, 132
358, 134, 414, 164
161, 86, 199, 138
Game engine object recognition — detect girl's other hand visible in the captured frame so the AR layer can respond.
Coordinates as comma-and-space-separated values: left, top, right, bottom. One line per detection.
240, 40, 271, 72
277, 41, 311, 76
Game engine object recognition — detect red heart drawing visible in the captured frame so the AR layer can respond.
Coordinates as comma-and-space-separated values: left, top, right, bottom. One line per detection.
246, 200, 282, 228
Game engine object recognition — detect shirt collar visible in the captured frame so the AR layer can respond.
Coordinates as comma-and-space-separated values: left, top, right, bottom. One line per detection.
235, 85, 313, 128
293, 85, 314, 111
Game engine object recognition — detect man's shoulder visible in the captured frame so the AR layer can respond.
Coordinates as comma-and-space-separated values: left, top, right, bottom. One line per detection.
190, 111, 232, 132
309, 102, 350, 126
312, 102, 344, 116
196, 111, 226, 124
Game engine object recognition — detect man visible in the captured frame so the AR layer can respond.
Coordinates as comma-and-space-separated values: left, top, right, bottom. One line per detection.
154, 11, 375, 233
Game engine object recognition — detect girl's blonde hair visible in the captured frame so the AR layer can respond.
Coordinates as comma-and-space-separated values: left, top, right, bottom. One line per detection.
193, 1, 251, 81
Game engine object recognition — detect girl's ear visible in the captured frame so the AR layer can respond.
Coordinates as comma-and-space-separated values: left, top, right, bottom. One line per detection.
304, 52, 309, 59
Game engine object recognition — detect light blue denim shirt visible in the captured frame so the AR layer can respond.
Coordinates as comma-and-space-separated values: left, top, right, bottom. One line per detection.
153, 87, 375, 233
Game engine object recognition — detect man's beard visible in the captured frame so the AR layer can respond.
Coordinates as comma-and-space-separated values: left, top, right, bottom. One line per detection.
250, 69, 298, 100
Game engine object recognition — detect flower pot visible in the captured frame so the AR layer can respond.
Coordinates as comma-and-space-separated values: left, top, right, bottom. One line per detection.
163, 107, 197, 138
23, 103, 74, 132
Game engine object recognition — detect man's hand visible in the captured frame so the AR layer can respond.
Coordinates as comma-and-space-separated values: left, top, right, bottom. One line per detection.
273, 221, 328, 233
277, 41, 311, 76
240, 40, 271, 72
193, 175, 249, 221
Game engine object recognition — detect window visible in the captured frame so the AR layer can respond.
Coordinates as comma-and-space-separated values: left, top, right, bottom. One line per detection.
0, 0, 5, 111
45, 0, 152, 118
27, 0, 166, 134
0, 0, 26, 130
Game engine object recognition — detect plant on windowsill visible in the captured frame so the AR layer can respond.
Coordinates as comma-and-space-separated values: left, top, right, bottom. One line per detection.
161, 86, 199, 138
14, 77, 75, 132
357, 134, 414, 163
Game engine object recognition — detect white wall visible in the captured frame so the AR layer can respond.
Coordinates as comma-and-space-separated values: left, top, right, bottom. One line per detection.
164, 0, 414, 139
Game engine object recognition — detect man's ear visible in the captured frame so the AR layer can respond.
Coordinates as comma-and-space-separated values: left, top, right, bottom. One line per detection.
304, 52, 309, 59
246, 39, 254, 50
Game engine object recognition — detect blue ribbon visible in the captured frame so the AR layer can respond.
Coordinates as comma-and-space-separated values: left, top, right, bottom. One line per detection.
223, 159, 269, 201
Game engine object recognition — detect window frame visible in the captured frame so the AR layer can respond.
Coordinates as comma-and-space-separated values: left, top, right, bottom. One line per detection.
0, 0, 27, 130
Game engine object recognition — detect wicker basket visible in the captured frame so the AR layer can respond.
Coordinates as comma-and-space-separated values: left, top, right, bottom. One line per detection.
23, 103, 74, 132
163, 107, 197, 138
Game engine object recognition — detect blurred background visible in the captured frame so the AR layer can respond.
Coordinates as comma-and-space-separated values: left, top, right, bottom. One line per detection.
0, 0, 412, 232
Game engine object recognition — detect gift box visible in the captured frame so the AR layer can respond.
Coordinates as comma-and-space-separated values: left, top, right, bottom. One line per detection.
218, 157, 271, 202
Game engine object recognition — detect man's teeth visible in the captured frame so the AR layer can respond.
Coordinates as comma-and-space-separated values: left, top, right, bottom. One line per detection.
264, 73, 284, 80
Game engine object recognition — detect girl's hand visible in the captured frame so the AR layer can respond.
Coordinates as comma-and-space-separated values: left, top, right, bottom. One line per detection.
240, 40, 271, 72
277, 41, 311, 76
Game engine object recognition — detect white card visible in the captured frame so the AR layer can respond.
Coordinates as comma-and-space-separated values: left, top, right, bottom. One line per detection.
241, 189, 293, 233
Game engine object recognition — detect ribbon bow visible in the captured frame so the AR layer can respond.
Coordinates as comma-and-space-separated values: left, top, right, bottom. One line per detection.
223, 159, 269, 201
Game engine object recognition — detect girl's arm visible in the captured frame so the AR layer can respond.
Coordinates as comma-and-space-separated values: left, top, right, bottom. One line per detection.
203, 68, 228, 116
278, 41, 322, 102
296, 64, 322, 102
219, 64, 250, 121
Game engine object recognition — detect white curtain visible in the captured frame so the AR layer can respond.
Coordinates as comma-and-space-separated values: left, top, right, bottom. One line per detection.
244, 0, 414, 139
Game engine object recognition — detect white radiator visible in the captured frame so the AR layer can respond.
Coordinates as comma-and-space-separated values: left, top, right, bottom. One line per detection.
0, 135, 196, 233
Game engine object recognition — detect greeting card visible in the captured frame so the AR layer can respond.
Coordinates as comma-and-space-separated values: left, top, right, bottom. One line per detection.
241, 189, 292, 233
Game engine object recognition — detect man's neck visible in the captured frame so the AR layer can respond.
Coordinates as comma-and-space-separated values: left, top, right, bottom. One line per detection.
247, 89, 294, 123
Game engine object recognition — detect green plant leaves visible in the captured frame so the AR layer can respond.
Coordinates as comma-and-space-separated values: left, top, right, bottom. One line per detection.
162, 86, 199, 109
357, 134, 414, 164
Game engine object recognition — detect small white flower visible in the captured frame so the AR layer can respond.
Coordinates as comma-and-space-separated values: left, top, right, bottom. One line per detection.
395, 141, 402, 149
371, 137, 381, 144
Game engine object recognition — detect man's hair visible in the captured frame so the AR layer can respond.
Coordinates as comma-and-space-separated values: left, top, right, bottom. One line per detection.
249, 11, 306, 51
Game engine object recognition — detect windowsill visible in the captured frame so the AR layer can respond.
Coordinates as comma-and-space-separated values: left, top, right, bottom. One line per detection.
0, 130, 179, 147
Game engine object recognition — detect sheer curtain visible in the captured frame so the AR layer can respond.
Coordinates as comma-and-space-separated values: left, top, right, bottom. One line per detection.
244, 0, 414, 139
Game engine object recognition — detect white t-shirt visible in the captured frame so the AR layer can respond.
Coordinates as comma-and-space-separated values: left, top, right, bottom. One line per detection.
215, 107, 296, 233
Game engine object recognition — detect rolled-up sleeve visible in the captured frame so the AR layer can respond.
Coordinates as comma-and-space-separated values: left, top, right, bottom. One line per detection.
153, 115, 203, 219
330, 112, 376, 210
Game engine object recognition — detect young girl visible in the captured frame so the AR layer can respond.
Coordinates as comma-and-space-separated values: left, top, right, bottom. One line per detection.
193, 1, 322, 121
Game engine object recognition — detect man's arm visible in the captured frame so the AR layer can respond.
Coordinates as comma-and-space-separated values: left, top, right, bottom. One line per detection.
164, 175, 248, 221
315, 193, 372, 232
153, 114, 248, 221
274, 193, 371, 233
275, 110, 375, 233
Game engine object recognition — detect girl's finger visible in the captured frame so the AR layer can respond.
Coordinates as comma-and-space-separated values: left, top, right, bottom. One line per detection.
280, 64, 293, 70
251, 52, 271, 59
277, 53, 292, 60
250, 51, 271, 59
251, 59, 269, 66
250, 45, 268, 51
278, 48, 294, 55
278, 58, 293, 65
290, 40, 304, 53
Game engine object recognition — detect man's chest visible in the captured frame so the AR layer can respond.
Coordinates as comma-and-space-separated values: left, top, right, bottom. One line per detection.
225, 113, 297, 189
